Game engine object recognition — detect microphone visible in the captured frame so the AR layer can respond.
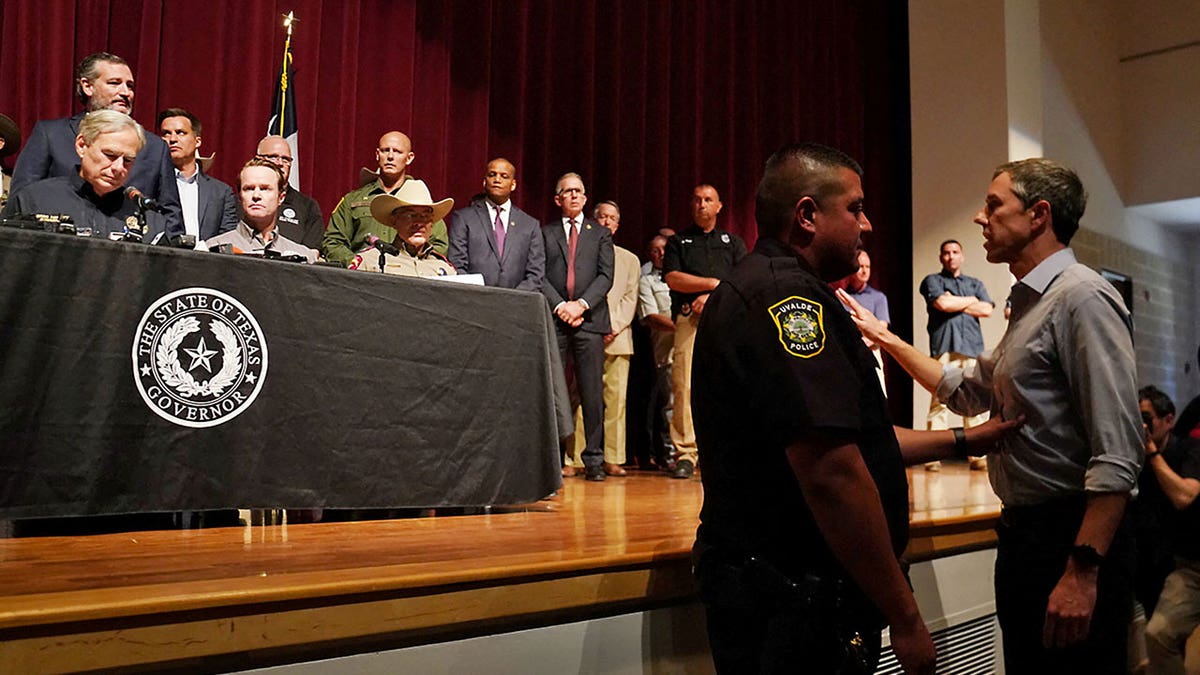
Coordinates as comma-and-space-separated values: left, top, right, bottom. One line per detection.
367, 234, 400, 256
124, 186, 165, 213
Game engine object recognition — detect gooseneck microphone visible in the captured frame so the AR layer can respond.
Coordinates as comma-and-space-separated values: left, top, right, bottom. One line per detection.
124, 186, 166, 213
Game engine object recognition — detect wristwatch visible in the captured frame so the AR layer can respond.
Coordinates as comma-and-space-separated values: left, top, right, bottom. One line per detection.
1070, 544, 1104, 569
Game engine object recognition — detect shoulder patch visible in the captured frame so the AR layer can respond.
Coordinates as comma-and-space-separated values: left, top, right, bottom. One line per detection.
769, 295, 826, 358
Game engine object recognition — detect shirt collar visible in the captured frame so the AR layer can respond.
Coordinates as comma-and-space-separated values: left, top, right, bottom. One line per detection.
175, 167, 200, 184
1018, 247, 1076, 294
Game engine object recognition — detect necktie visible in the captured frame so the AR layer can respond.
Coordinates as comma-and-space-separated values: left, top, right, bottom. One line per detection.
493, 206, 505, 258
566, 219, 579, 299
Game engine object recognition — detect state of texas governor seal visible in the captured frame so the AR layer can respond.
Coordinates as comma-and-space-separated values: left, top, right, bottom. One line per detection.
132, 287, 268, 428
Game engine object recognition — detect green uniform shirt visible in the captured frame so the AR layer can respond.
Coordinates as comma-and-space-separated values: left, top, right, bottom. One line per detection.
321, 176, 449, 266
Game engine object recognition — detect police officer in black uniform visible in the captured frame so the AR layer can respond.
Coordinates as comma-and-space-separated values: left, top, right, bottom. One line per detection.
662, 184, 746, 478
692, 143, 1017, 674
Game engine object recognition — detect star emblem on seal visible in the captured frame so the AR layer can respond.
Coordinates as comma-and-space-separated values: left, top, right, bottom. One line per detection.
132, 288, 269, 428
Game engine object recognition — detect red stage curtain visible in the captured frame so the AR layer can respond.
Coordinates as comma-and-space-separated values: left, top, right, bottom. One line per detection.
0, 0, 913, 416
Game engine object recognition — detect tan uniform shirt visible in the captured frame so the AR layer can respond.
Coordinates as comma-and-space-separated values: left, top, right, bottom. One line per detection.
350, 244, 456, 278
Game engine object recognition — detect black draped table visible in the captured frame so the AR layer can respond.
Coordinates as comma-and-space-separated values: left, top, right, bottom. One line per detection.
0, 228, 569, 517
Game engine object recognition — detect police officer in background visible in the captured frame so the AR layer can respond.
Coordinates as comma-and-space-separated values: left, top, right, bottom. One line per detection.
692, 142, 1018, 674
662, 184, 746, 479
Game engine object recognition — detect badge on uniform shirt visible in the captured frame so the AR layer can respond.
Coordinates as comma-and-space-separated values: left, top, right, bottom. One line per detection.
769, 296, 826, 358
721, 233, 730, 243
283, 208, 296, 220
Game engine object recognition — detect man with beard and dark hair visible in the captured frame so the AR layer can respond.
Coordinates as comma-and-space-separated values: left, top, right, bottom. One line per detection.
12, 52, 182, 237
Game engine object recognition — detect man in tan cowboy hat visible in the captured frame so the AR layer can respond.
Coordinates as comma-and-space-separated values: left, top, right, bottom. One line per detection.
0, 112, 22, 209
348, 179, 455, 277
323, 131, 449, 267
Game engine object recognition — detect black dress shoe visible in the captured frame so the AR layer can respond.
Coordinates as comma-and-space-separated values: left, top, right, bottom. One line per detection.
671, 459, 694, 479
584, 466, 607, 481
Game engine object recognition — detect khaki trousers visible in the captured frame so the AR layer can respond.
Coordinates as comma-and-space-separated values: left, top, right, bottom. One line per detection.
926, 352, 990, 430
670, 313, 699, 465
570, 354, 631, 467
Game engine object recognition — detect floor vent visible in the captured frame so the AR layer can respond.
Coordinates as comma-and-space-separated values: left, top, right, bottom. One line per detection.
875, 613, 997, 674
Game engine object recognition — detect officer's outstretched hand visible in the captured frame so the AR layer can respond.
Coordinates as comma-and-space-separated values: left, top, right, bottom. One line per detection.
836, 288, 890, 345
965, 414, 1026, 454
890, 615, 937, 675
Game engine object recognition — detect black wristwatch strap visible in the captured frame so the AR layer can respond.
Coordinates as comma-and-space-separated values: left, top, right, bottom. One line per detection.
952, 427, 968, 458
1070, 544, 1104, 569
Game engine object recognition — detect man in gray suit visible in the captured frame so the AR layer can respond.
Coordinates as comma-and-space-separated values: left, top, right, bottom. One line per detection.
447, 158, 544, 291
11, 52, 182, 238
542, 172, 614, 482
155, 108, 236, 247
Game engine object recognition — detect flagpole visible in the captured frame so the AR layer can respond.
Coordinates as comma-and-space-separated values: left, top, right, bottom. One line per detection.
276, 11, 296, 137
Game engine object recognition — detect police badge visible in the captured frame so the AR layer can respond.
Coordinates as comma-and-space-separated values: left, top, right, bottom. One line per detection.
769, 296, 826, 358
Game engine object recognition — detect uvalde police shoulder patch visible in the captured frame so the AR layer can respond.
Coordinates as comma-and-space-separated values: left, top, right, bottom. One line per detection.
769, 295, 825, 358
132, 288, 268, 428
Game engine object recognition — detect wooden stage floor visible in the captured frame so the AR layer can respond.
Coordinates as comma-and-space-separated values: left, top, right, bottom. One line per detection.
0, 462, 1000, 672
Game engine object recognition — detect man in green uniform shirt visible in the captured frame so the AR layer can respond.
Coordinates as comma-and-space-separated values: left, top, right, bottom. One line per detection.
322, 130, 448, 266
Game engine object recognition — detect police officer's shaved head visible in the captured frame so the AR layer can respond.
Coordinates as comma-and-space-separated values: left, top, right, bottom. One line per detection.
755, 142, 863, 239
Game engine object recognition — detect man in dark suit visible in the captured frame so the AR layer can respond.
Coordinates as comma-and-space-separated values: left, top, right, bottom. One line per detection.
11, 52, 182, 239
542, 172, 614, 481
448, 158, 544, 291
155, 108, 236, 247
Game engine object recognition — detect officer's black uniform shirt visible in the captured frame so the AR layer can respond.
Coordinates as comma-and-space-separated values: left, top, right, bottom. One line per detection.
273, 190, 325, 251
662, 224, 747, 317
0, 173, 160, 239
693, 237, 909, 582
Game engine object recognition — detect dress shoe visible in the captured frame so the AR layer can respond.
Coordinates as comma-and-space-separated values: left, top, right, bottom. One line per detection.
562, 465, 578, 478
584, 466, 607, 482
924, 461, 942, 472
969, 455, 988, 471
672, 459, 694, 479
604, 462, 628, 477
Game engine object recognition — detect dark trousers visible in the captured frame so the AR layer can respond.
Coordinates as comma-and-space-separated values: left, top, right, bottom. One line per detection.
556, 325, 605, 469
694, 544, 879, 674
995, 497, 1134, 675
645, 363, 674, 466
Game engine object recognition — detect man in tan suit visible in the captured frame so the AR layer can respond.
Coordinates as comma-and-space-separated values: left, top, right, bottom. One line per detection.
571, 200, 641, 475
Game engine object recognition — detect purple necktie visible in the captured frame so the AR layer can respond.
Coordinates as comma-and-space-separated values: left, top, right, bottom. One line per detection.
494, 206, 506, 258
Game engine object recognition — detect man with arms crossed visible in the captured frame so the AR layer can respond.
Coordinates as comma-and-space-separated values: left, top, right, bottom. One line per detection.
840, 158, 1142, 673
919, 239, 993, 470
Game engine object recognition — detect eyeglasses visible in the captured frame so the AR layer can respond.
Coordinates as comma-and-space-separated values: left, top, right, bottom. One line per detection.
257, 153, 293, 164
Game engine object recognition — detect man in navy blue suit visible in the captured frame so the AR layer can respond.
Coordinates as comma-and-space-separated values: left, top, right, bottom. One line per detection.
448, 158, 544, 291
12, 52, 182, 238
542, 172, 614, 481
155, 108, 236, 247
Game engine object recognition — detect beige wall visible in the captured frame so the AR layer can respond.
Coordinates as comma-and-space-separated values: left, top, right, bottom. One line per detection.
908, 0, 1200, 418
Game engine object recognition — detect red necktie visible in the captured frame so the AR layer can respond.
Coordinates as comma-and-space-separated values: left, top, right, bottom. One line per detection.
493, 206, 505, 258
566, 219, 579, 299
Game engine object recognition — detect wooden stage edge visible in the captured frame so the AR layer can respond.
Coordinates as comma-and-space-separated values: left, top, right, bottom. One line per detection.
0, 463, 1000, 673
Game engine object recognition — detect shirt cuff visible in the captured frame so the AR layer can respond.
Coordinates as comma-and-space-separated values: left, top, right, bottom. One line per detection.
578, 298, 590, 310
934, 364, 962, 403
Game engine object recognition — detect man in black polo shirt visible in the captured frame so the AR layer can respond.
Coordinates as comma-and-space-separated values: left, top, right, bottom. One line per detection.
662, 184, 746, 478
693, 142, 1015, 674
